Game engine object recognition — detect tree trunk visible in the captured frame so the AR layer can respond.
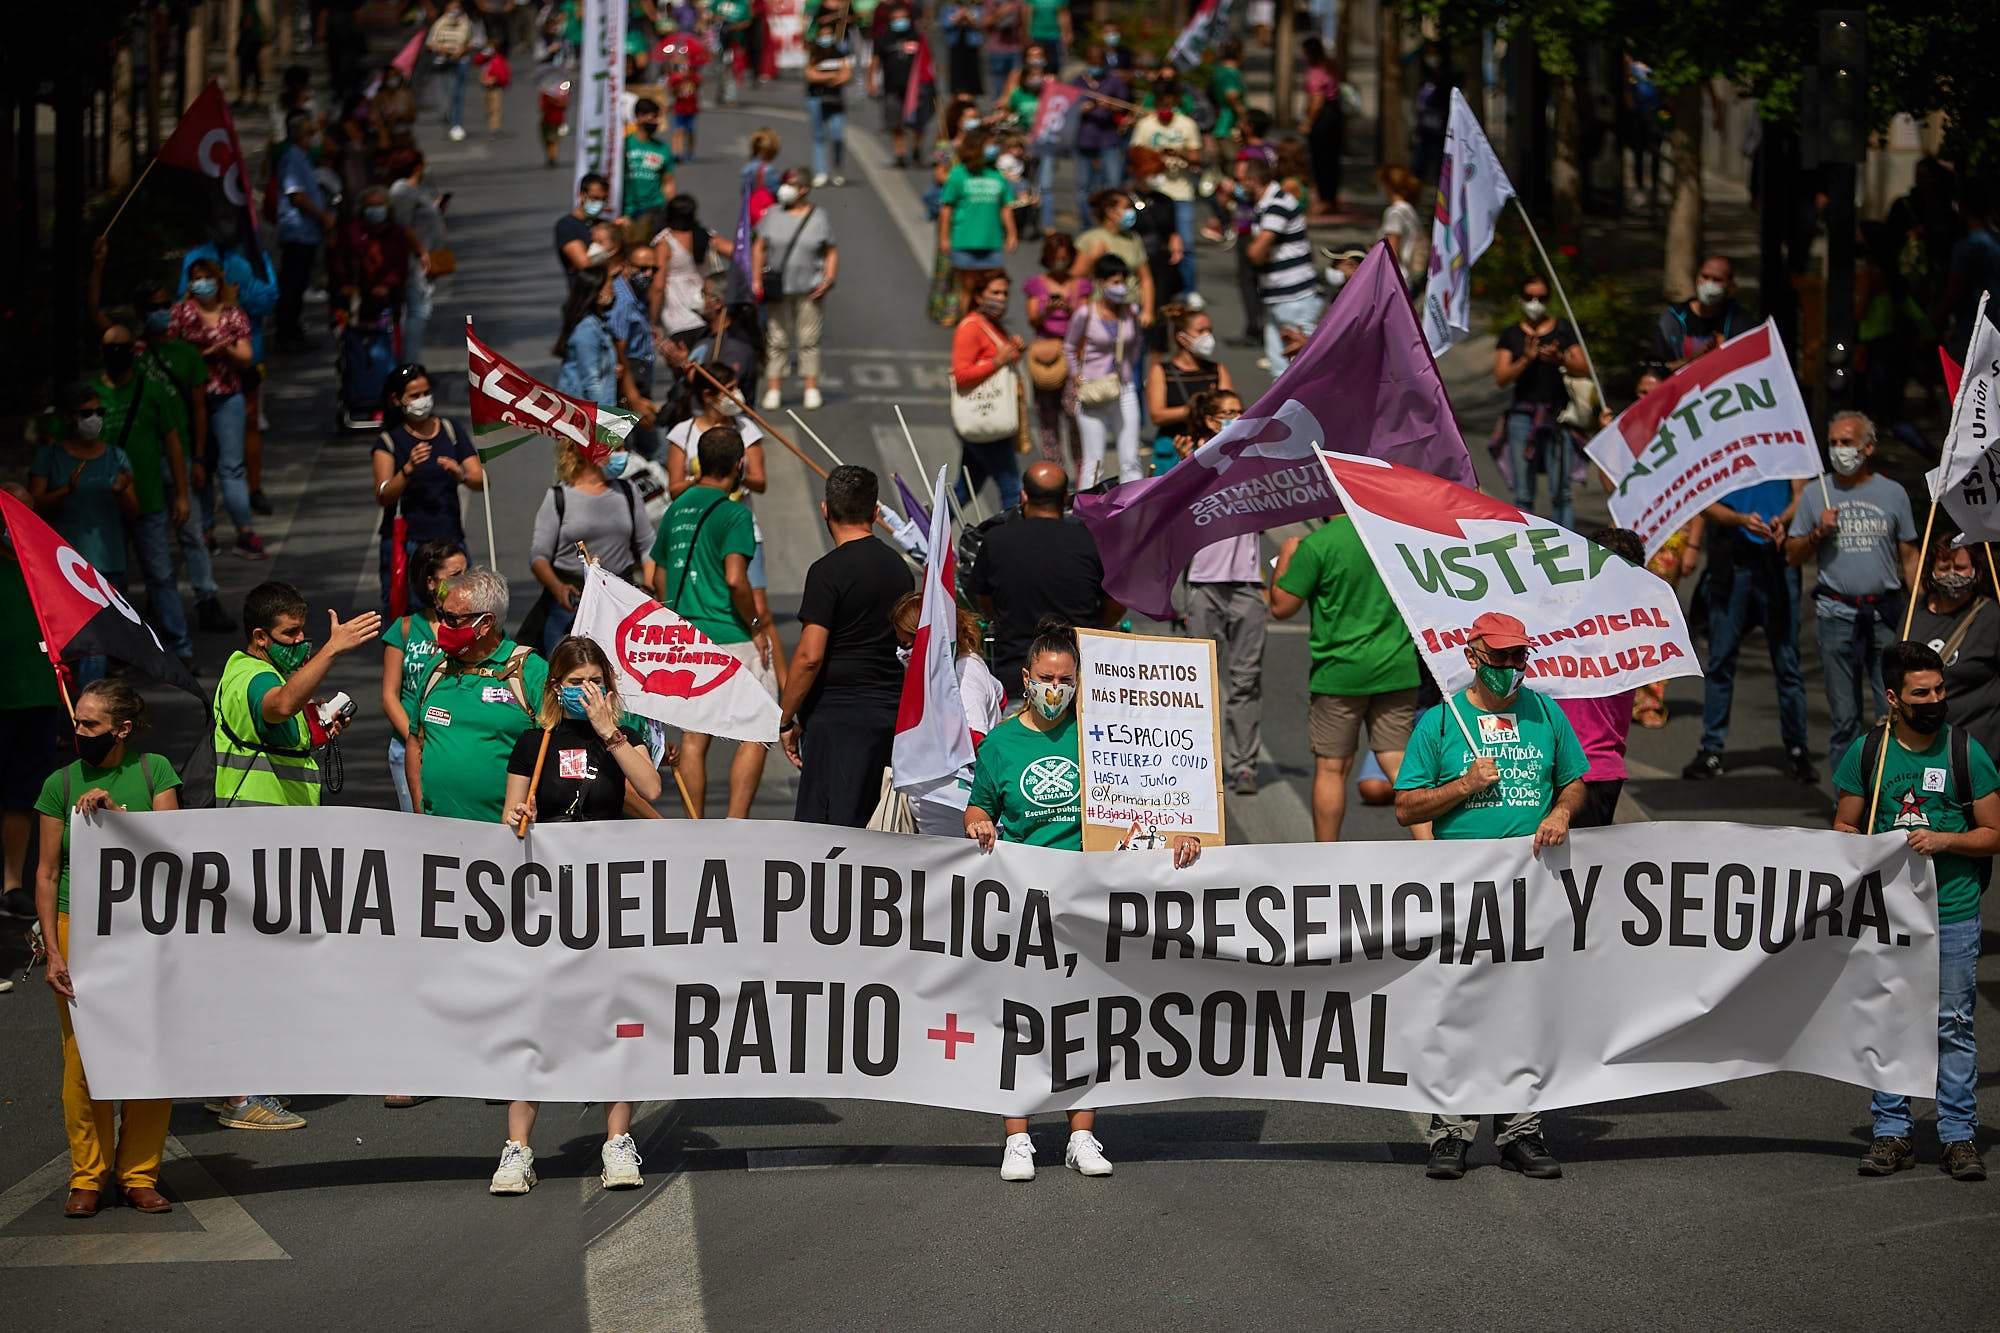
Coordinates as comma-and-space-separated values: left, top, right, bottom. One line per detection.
184, 0, 209, 106
1274, 2, 1296, 130
224, 0, 245, 101
1551, 74, 1581, 226
1376, 1, 1406, 168
1662, 83, 1704, 301
110, 41, 135, 190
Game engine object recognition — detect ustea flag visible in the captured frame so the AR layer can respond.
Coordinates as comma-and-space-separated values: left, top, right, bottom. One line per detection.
1319, 450, 1699, 698
1585, 320, 1820, 556
466, 319, 636, 463
571, 562, 779, 743
1074, 243, 1476, 620
1422, 89, 1514, 356
894, 468, 975, 800
1927, 293, 2000, 541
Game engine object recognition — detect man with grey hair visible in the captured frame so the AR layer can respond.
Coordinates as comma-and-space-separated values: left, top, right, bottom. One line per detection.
1785, 411, 1922, 773
406, 567, 550, 821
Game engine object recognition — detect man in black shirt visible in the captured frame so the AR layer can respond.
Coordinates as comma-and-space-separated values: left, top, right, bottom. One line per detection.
779, 466, 915, 826
555, 173, 612, 274
963, 462, 1119, 694
1492, 274, 1587, 528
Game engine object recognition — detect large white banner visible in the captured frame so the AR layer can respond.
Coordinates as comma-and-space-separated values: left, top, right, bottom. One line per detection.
1077, 628, 1224, 851
1585, 321, 1821, 556
1320, 450, 1701, 698
70, 810, 1937, 1115
573, 0, 627, 214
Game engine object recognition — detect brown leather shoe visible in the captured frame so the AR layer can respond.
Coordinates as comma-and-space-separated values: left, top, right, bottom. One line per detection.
64, 1188, 101, 1218
125, 1186, 173, 1213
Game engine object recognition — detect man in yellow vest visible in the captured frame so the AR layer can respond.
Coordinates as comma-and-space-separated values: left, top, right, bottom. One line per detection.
210, 581, 380, 1130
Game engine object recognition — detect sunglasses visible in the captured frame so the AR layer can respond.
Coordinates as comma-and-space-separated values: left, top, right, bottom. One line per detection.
1474, 648, 1530, 668
436, 608, 489, 628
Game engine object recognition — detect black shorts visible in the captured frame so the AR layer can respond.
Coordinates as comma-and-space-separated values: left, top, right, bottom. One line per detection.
1573, 778, 1624, 829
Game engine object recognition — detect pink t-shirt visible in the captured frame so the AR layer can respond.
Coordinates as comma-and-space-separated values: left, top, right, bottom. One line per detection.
1304, 66, 1339, 105
1188, 533, 1262, 583
1557, 692, 1633, 783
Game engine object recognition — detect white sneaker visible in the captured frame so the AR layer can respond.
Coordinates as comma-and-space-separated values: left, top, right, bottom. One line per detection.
449, 124, 468, 142
829, 173, 846, 187
1000, 1132, 1036, 1182
812, 172, 829, 188
1066, 1130, 1113, 1177
802, 386, 823, 410
760, 387, 781, 411
489, 1140, 537, 1195
601, 1133, 644, 1189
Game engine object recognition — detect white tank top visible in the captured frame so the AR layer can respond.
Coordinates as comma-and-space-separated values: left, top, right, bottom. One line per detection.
655, 227, 708, 336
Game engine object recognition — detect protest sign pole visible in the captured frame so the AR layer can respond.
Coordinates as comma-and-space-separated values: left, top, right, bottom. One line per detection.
479, 469, 498, 571
786, 409, 845, 469
683, 358, 828, 480
1864, 718, 1894, 835
673, 767, 698, 819
517, 728, 551, 838
1904, 500, 1938, 639
1444, 695, 1484, 757
1512, 199, 1607, 418
897, 404, 969, 528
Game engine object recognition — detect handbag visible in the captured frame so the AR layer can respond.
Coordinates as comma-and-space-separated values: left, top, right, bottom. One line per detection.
759, 204, 815, 301
950, 316, 1021, 443
1076, 317, 1127, 407
1028, 337, 1068, 391
865, 769, 918, 834
426, 246, 457, 276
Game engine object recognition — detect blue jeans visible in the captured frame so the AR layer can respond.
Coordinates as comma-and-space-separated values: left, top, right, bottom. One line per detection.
201, 393, 253, 535
403, 268, 432, 361
128, 511, 194, 658
388, 735, 413, 813
1872, 915, 1980, 1144
955, 432, 1022, 511
1033, 151, 1056, 231
1172, 198, 1199, 296
174, 500, 220, 603
1262, 292, 1326, 373
1503, 409, 1574, 529
951, 248, 1006, 270
1075, 145, 1125, 223
543, 599, 577, 657
1698, 551, 1809, 754
808, 98, 846, 177
1815, 599, 1897, 775
446, 57, 469, 127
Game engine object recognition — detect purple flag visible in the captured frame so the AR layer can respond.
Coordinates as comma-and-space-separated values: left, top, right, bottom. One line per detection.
1074, 242, 1477, 619
892, 472, 932, 542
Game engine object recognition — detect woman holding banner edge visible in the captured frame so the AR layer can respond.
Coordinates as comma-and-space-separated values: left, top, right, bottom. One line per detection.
489, 635, 663, 1197
964, 619, 1201, 1182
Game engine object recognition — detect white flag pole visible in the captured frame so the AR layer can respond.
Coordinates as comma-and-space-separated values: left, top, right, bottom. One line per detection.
479, 468, 498, 571
896, 403, 969, 529
1512, 198, 1608, 420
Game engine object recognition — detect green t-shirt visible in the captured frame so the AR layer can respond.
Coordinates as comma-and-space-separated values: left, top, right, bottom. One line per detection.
624, 134, 676, 214
383, 612, 442, 713
138, 339, 207, 445
1834, 725, 2000, 924
415, 642, 550, 822
967, 713, 1083, 850
1275, 517, 1420, 697
1395, 687, 1589, 841
244, 667, 305, 750
1210, 64, 1244, 138
940, 164, 1015, 253
91, 374, 175, 516
35, 753, 182, 913
1005, 84, 1039, 127
1026, 0, 1064, 41
651, 485, 757, 644
0, 560, 59, 710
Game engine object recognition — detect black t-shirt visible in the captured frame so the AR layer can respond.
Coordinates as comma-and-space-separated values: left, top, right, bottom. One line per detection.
555, 213, 591, 272
797, 535, 913, 712
875, 33, 920, 97
374, 420, 477, 542
1650, 298, 1749, 364
1496, 319, 1579, 409
506, 717, 645, 822
962, 515, 1105, 687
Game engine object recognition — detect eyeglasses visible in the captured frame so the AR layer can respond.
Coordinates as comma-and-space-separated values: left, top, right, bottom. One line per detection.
630, 266, 659, 275
436, 608, 489, 628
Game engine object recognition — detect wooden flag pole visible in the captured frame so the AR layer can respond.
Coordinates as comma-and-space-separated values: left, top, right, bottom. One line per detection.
98, 159, 162, 241
1864, 718, 1895, 837
1903, 499, 1938, 639
517, 727, 551, 838
673, 767, 699, 819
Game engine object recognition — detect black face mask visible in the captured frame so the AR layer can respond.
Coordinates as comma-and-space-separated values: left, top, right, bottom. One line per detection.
102, 343, 137, 375
75, 728, 119, 767
1906, 698, 1949, 734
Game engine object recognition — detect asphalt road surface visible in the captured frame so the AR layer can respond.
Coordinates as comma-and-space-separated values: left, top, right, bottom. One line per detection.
2, 72, 1995, 1330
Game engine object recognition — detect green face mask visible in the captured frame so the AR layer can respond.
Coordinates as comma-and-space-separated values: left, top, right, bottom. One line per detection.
1475, 662, 1524, 698
267, 637, 314, 675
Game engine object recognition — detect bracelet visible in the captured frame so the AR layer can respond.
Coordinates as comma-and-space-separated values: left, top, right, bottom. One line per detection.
602, 730, 627, 749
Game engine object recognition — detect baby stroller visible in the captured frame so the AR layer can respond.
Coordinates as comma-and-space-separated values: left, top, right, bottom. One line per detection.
334, 306, 400, 432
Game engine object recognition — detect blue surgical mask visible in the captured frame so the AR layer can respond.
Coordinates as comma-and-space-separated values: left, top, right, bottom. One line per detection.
983, 143, 999, 164
582, 198, 606, 219
363, 203, 389, 225
891, 16, 911, 31
1105, 32, 1121, 47
1119, 208, 1137, 230
143, 308, 172, 335
1086, 65, 1105, 79
559, 685, 590, 720
190, 277, 220, 301
602, 450, 631, 479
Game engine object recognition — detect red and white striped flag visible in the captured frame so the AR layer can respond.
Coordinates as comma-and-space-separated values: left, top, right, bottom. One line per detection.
466, 318, 636, 464
893, 468, 974, 797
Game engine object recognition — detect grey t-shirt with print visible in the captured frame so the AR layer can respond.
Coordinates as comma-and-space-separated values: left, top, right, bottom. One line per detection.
1789, 471, 1917, 612
754, 206, 835, 296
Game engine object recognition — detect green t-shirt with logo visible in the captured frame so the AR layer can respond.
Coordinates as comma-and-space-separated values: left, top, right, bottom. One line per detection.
624, 134, 676, 214
35, 753, 182, 912
1395, 686, 1589, 841
1834, 724, 2000, 924
939, 164, 1016, 254
415, 642, 550, 823
967, 712, 1083, 850
91, 374, 176, 516
1275, 516, 1420, 697
651, 485, 757, 644
383, 612, 441, 713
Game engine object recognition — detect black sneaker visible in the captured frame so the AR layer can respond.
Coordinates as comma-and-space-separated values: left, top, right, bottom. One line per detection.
1499, 1134, 1563, 1179
1786, 747, 1819, 784
0, 887, 33, 919
250, 489, 274, 517
1941, 1141, 1987, 1182
1234, 767, 1258, 796
1681, 749, 1723, 780
1858, 1135, 1915, 1176
1425, 1135, 1467, 1180
196, 598, 236, 633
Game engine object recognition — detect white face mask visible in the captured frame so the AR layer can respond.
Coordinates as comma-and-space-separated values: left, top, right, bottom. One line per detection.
585, 242, 617, 265
1029, 679, 1076, 721
1325, 267, 1348, 291
777, 183, 802, 205
1829, 445, 1865, 476
1696, 278, 1728, 306
716, 396, 745, 418
1185, 331, 1217, 359
1522, 298, 1548, 321
404, 394, 435, 420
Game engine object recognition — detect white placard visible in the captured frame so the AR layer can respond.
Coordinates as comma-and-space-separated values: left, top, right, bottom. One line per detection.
1077, 628, 1225, 850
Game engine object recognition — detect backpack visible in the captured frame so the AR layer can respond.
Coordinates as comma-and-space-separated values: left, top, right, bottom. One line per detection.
550, 477, 648, 574
413, 645, 537, 743
1857, 722, 1993, 889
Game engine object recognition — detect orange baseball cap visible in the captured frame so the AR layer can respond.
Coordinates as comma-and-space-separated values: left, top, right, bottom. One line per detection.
1468, 611, 1531, 649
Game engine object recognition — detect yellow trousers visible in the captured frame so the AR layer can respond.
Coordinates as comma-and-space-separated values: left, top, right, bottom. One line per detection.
55, 914, 172, 1191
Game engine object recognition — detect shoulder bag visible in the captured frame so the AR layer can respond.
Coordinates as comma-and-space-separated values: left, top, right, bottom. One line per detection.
950, 315, 1022, 443
759, 206, 815, 301
1076, 316, 1127, 407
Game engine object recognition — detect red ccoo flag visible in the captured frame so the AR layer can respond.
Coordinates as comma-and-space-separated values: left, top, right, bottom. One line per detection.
155, 80, 260, 249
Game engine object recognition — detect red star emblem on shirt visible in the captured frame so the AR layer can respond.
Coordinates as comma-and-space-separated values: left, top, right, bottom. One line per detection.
1894, 787, 1930, 827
